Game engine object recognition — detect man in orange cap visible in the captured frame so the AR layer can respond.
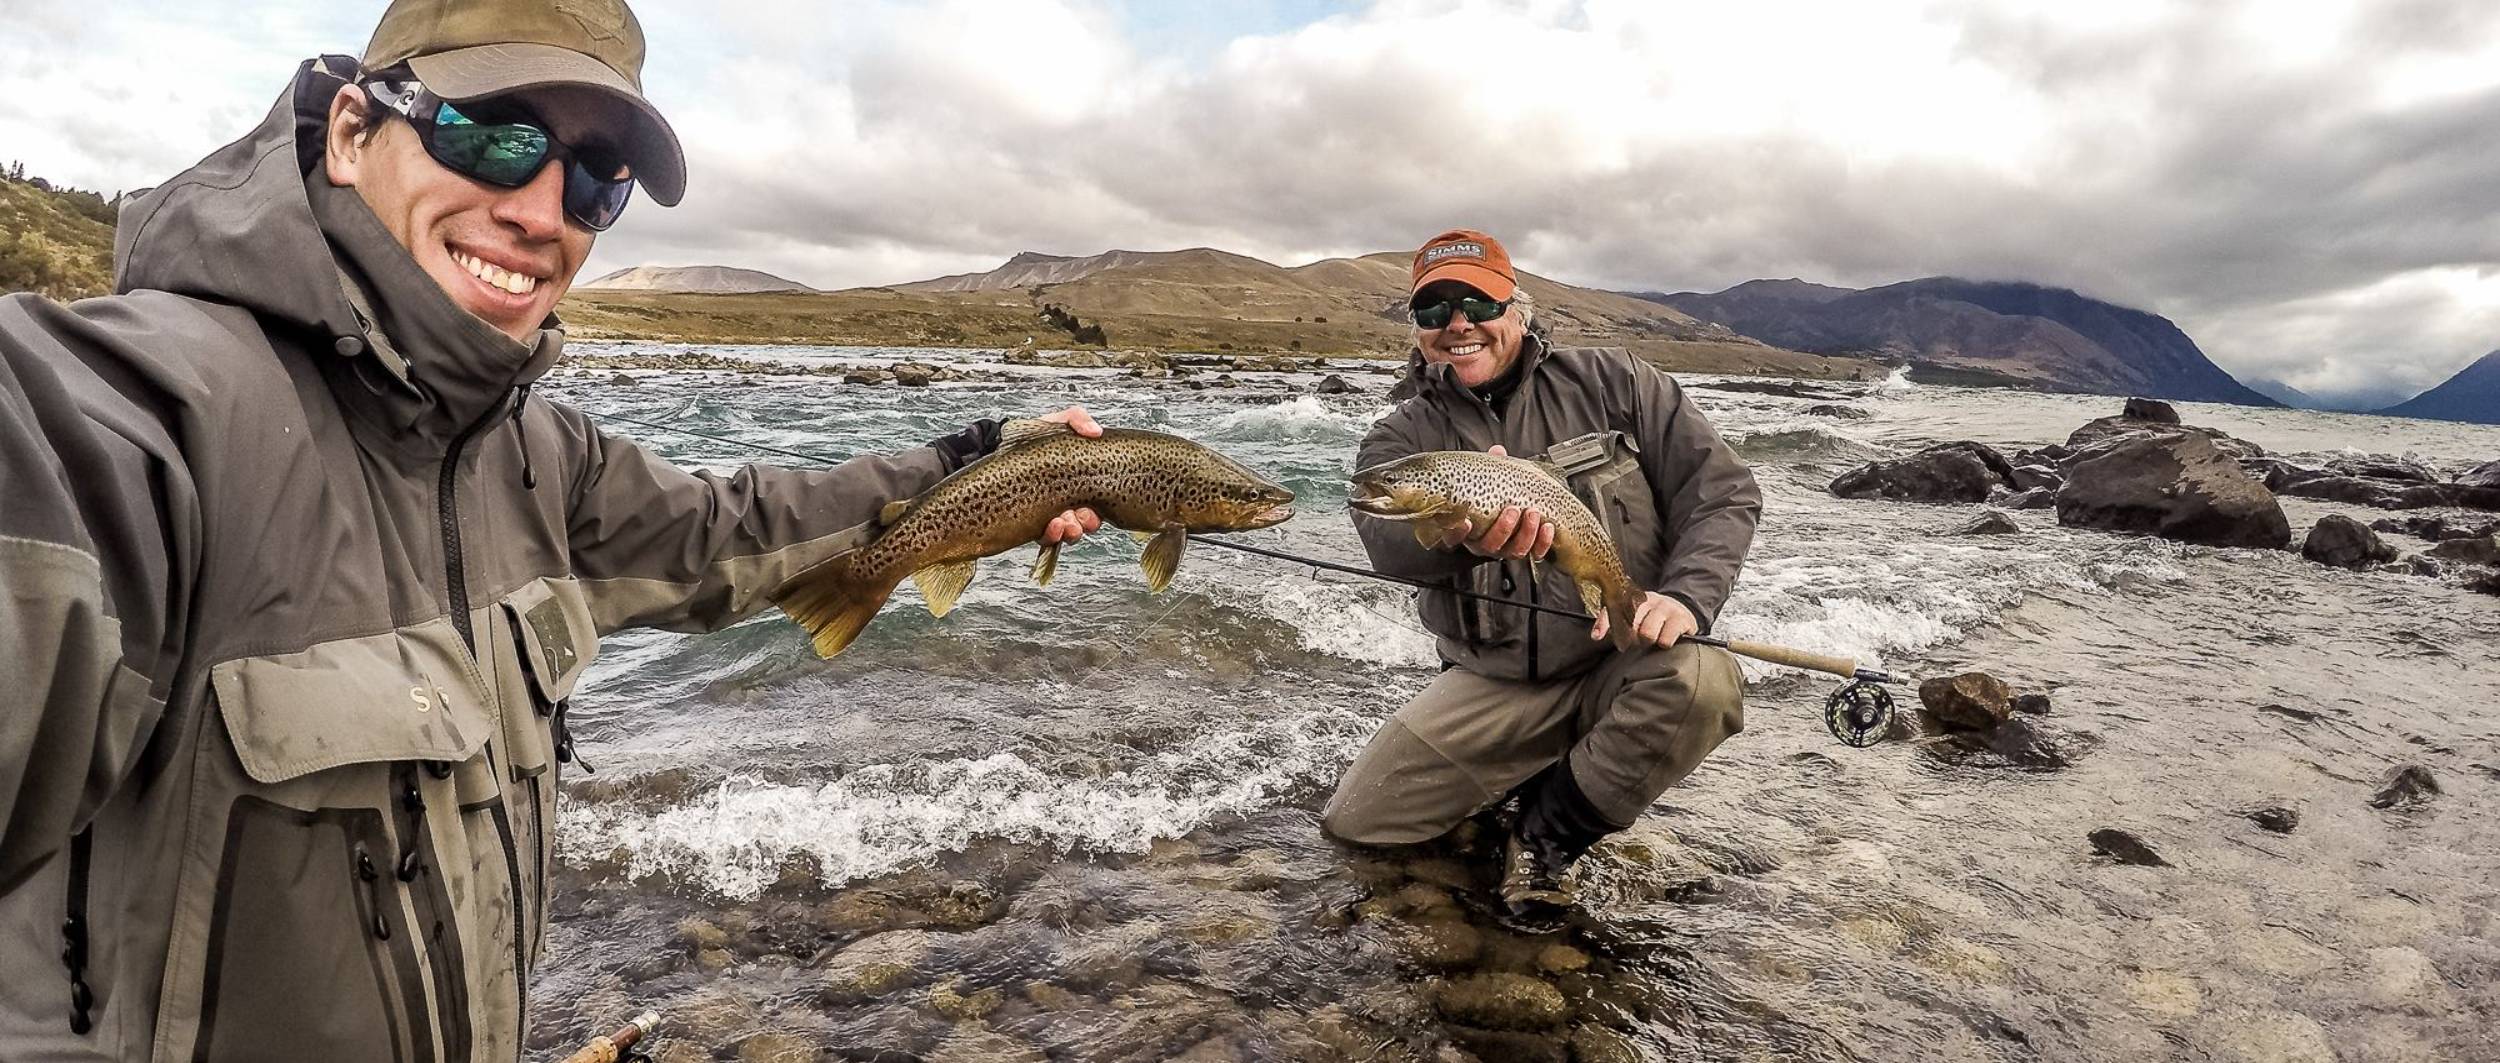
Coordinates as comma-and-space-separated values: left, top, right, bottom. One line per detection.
1325, 229, 1761, 927
0, 0, 1102, 1054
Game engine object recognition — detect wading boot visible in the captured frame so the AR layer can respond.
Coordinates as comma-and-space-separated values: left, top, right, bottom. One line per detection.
1498, 762, 1615, 932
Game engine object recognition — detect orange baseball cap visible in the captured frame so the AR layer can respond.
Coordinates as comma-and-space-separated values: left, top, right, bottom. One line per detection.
1410, 229, 1516, 301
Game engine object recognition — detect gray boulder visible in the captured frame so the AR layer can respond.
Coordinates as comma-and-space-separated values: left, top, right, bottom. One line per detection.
2427, 534, 2500, 567
2055, 432, 2290, 549
2302, 515, 2398, 570
1997, 486, 2056, 510
1919, 671, 2012, 731
2459, 459, 2500, 489
1830, 442, 2016, 503
1314, 373, 1356, 394
1956, 510, 2021, 535
2122, 397, 2180, 423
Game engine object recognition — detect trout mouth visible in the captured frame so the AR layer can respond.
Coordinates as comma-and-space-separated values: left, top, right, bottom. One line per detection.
1346, 479, 1406, 517
1249, 503, 1296, 527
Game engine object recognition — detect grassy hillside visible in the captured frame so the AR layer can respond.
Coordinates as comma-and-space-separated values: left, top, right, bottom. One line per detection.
0, 168, 117, 301
563, 248, 1882, 381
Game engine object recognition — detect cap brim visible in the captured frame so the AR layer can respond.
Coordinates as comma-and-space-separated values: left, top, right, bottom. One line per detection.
1413, 261, 1516, 301
409, 44, 686, 206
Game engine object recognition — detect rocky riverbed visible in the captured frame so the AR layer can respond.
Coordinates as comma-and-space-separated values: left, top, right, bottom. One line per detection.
521, 344, 2498, 1062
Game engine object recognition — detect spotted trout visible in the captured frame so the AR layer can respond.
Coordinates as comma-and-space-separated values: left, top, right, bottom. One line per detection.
1347, 450, 1641, 648
776, 420, 1296, 657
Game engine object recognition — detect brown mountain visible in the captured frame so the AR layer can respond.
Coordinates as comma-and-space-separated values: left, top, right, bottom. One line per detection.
1644, 277, 2279, 406
2380, 350, 2500, 425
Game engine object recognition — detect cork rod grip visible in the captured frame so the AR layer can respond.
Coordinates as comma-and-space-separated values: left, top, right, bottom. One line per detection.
560, 1012, 658, 1063
1718, 639, 1860, 678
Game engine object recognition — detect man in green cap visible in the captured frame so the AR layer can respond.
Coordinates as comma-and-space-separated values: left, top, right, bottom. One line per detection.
0, 1, 1099, 1056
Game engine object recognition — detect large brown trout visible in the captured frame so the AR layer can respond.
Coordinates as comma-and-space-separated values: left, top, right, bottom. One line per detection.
777, 420, 1296, 657
1347, 450, 1641, 648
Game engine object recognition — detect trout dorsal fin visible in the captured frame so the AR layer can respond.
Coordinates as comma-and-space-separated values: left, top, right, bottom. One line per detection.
1000, 418, 1077, 448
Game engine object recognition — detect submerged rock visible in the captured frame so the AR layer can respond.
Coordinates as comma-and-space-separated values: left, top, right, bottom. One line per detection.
1430, 973, 1570, 1030
2055, 432, 2290, 549
1997, 486, 2057, 510
2302, 515, 2397, 570
1831, 441, 2016, 503
1956, 510, 2021, 535
2089, 828, 2169, 867
2461, 459, 2500, 489
1803, 403, 1871, 419
2369, 765, 2440, 809
2245, 807, 2300, 834
1919, 672, 2012, 731
2012, 693, 2053, 715
1314, 373, 1356, 394
2427, 534, 2500, 567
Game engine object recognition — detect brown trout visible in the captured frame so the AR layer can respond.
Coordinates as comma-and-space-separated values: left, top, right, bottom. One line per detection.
1347, 450, 1641, 648
777, 420, 1296, 657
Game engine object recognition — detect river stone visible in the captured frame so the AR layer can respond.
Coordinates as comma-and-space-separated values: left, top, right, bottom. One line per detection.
1999, 486, 2057, 510
1830, 441, 2016, 503
819, 929, 933, 1001
2470, 570, 2500, 596
734, 1033, 817, 1063
892, 363, 938, 387
2056, 433, 2291, 549
2462, 459, 2500, 489
1919, 672, 2012, 731
1391, 917, 1483, 968
2301, 515, 2397, 569
1804, 403, 1871, 419
1568, 1025, 1643, 1063
1315, 373, 1356, 394
928, 977, 1005, 1020
843, 368, 889, 385
2245, 807, 2300, 833
2369, 764, 2439, 809
609, 372, 639, 387
1432, 973, 1571, 1030
2123, 397, 2181, 423
2011, 692, 2052, 715
2089, 828, 2169, 867
2427, 534, 2500, 566
677, 916, 730, 953
1956, 510, 2021, 535
1533, 944, 1591, 975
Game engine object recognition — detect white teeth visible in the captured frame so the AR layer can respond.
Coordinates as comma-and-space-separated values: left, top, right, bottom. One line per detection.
451, 250, 538, 296
1452, 343, 1485, 356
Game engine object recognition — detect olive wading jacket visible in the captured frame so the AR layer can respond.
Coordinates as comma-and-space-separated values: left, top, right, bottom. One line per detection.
1360, 335, 1763, 682
0, 58, 962, 1060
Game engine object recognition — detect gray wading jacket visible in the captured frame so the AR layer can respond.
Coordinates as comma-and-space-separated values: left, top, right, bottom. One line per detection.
0, 58, 964, 1060
1358, 335, 1762, 682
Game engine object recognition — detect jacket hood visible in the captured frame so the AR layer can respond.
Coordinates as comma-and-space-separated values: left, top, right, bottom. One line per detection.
113, 55, 562, 443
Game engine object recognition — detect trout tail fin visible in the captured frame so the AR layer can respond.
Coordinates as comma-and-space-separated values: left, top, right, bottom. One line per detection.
775, 558, 899, 658
1579, 578, 1645, 651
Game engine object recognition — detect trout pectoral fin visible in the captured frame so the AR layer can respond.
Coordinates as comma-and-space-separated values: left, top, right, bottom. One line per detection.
1412, 514, 1470, 549
913, 558, 979, 617
878, 499, 913, 526
773, 561, 893, 658
1001, 418, 1078, 447
1030, 542, 1061, 587
1576, 579, 1606, 618
1140, 527, 1187, 593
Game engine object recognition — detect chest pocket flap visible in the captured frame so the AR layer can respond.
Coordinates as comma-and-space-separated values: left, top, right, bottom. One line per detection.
500, 577, 599, 705
210, 618, 493, 785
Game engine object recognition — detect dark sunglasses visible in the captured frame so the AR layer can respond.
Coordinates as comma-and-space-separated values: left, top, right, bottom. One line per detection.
1409, 294, 1511, 330
360, 78, 637, 231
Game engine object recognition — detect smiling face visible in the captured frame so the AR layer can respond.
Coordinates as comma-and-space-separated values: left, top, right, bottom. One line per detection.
1412, 280, 1528, 389
324, 83, 633, 342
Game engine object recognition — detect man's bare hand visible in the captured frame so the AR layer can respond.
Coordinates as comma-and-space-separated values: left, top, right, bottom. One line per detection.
1590, 592, 1699, 648
1453, 445, 1556, 560
1039, 406, 1103, 540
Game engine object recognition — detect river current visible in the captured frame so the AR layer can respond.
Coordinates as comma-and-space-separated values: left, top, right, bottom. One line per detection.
523, 344, 2499, 1063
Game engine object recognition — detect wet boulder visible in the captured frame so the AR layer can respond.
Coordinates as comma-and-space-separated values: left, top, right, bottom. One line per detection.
2302, 515, 2398, 570
2088, 828, 2169, 867
843, 368, 891, 385
2370, 765, 2440, 809
1977, 716, 2077, 769
2470, 570, 2500, 597
1804, 403, 1871, 419
2123, 397, 2181, 423
2012, 693, 2053, 715
2245, 807, 2300, 834
891, 363, 939, 387
1314, 373, 1356, 394
1830, 441, 2016, 503
2055, 432, 2291, 549
2067, 401, 2263, 461
2457, 459, 2500, 489
1919, 671, 2012, 731
1994, 486, 2056, 510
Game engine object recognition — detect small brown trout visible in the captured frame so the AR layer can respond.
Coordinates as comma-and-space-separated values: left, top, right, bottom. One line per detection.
1347, 449, 1641, 648
777, 420, 1296, 657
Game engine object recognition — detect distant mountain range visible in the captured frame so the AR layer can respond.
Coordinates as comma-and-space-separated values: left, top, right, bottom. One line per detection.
579, 264, 814, 294
2245, 376, 2332, 410
2381, 349, 2500, 424
1641, 277, 2279, 407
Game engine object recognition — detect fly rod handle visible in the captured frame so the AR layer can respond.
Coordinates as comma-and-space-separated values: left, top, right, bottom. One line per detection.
559, 1011, 658, 1063
1716, 639, 1860, 679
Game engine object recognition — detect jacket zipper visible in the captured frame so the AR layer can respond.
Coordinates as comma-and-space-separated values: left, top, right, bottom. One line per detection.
440, 397, 508, 652
62, 827, 94, 1035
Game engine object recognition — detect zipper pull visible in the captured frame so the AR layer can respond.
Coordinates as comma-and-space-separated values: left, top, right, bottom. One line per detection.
552, 698, 594, 774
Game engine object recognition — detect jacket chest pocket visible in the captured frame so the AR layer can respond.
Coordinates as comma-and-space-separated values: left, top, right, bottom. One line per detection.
191, 620, 496, 1063
489, 578, 600, 970
1551, 431, 1666, 589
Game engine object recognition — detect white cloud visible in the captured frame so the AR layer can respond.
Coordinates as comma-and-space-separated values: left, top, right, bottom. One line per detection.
3, 0, 2494, 402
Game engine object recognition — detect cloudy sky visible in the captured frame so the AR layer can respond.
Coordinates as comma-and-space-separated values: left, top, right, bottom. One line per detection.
4, 0, 2495, 406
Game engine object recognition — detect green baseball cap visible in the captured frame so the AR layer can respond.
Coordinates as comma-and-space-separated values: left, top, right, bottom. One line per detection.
362, 0, 686, 205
